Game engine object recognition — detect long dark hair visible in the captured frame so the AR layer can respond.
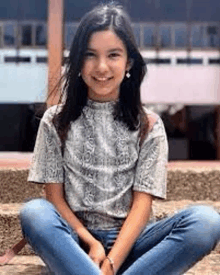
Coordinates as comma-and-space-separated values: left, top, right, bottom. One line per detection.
51, 3, 148, 149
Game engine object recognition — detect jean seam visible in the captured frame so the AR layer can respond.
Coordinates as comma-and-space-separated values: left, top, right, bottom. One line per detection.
135, 214, 182, 246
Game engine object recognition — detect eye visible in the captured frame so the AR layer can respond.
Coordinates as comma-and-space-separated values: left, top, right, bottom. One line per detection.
85, 52, 95, 58
109, 52, 120, 58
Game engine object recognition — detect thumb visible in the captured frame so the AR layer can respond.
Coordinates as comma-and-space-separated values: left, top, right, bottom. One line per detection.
89, 256, 101, 267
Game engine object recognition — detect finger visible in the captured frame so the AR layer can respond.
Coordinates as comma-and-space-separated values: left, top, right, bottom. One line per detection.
91, 258, 101, 267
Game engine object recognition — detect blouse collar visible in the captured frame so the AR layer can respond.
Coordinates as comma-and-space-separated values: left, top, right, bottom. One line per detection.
87, 98, 118, 111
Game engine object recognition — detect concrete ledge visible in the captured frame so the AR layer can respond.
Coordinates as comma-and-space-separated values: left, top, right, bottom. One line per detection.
0, 170, 42, 203
0, 152, 32, 169
0, 256, 48, 275
1, 253, 220, 275
0, 204, 32, 256
1, 200, 220, 256
1, 154, 220, 202
1, 163, 220, 203
167, 169, 220, 200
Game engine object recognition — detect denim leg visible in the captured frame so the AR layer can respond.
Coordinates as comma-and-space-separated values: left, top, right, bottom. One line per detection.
20, 198, 101, 275
117, 205, 220, 275
89, 228, 120, 255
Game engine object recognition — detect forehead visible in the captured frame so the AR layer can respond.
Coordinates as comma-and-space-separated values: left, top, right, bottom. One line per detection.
87, 30, 126, 51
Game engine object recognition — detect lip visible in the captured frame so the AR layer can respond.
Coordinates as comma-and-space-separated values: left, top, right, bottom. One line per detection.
93, 76, 113, 82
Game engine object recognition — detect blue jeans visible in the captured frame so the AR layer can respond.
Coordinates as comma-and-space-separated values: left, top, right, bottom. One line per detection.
20, 198, 220, 275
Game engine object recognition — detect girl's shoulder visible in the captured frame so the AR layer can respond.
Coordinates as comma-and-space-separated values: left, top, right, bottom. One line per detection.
142, 106, 167, 141
41, 104, 63, 125
142, 106, 161, 133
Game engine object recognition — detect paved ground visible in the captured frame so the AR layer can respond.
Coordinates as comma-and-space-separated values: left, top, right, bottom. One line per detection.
0, 153, 32, 169
0, 256, 47, 275
1, 252, 220, 275
168, 161, 220, 169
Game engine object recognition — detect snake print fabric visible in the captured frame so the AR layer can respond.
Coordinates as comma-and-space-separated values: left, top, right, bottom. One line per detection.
28, 99, 168, 229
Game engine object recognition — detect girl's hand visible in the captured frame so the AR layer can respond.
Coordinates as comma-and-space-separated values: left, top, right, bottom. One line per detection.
101, 259, 114, 275
88, 240, 106, 268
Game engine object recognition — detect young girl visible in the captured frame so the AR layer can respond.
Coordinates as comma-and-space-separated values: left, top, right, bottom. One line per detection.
20, 3, 220, 275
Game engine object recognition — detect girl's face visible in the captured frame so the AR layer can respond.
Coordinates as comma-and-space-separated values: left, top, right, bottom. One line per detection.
81, 30, 130, 102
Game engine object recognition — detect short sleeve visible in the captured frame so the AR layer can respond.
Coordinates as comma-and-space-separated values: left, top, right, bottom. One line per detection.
28, 106, 64, 184
133, 115, 168, 199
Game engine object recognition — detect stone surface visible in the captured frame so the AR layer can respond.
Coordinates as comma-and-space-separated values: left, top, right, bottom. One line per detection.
167, 170, 220, 201
0, 153, 32, 170
1, 162, 220, 204
1, 200, 220, 256
1, 253, 220, 275
186, 252, 220, 275
1, 157, 220, 273
153, 199, 220, 218
0, 256, 48, 275
0, 204, 32, 255
0, 169, 42, 204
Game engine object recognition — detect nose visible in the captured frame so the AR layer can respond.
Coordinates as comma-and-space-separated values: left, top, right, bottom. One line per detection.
96, 57, 108, 73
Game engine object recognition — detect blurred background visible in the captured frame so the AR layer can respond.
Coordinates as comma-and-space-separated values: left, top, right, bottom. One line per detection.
0, 0, 220, 161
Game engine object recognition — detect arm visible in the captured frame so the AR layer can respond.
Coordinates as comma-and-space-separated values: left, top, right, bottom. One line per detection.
28, 110, 106, 267
102, 116, 168, 274
45, 183, 95, 246
101, 191, 152, 274
45, 183, 106, 266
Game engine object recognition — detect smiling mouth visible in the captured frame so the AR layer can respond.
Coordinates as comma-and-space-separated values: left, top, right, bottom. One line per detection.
93, 77, 113, 82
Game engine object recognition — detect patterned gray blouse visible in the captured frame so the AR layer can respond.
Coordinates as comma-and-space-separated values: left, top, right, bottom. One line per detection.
28, 99, 168, 230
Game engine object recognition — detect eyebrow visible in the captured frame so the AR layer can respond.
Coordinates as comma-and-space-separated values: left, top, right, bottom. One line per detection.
86, 47, 124, 53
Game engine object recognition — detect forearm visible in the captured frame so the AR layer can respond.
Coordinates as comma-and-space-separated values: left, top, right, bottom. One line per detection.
45, 183, 98, 247
107, 192, 152, 273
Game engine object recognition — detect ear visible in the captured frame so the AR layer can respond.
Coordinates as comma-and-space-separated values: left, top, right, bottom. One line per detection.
126, 58, 134, 71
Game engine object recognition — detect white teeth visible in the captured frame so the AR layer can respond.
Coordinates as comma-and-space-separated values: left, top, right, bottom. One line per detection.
94, 77, 110, 81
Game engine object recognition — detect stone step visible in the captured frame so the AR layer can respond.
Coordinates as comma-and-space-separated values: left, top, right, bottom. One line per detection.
1, 163, 220, 203
1, 152, 220, 202
0, 152, 32, 170
167, 161, 220, 201
0, 169, 42, 204
0, 256, 48, 275
1, 200, 220, 256
0, 203, 32, 256
1, 200, 220, 274
1, 252, 220, 274
1, 154, 220, 273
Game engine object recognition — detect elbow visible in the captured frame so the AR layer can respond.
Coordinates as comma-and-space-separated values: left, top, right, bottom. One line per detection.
131, 192, 153, 218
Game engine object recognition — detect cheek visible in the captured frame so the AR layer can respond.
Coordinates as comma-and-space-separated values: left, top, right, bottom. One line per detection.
81, 65, 88, 76
81, 67, 91, 84
117, 65, 127, 79
81, 60, 93, 75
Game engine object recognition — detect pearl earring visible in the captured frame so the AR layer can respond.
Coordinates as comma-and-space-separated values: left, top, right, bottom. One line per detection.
78, 72, 81, 77
126, 71, 130, 78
